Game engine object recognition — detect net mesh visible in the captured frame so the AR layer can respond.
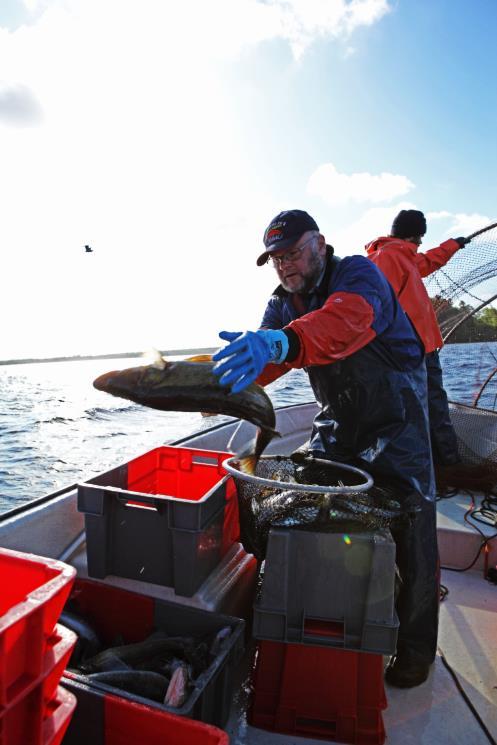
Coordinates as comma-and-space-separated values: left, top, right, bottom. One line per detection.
425, 224, 497, 495
229, 456, 407, 560
424, 223, 497, 346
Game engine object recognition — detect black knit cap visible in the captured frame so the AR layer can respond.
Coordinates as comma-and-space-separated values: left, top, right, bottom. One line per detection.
391, 209, 427, 239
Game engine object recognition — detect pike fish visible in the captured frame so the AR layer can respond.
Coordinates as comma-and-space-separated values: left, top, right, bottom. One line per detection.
93, 353, 278, 473
87, 671, 170, 703
79, 636, 205, 675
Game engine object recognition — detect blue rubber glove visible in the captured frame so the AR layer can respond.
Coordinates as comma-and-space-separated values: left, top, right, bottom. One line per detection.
212, 329, 289, 393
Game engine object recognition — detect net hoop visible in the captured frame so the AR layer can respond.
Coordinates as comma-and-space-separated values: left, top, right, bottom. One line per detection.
467, 221, 497, 240
222, 455, 374, 494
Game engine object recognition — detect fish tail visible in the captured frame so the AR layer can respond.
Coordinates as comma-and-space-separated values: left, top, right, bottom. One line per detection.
234, 425, 281, 475
238, 454, 257, 475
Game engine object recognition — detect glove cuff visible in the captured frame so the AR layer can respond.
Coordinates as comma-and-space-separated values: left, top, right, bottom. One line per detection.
263, 329, 289, 364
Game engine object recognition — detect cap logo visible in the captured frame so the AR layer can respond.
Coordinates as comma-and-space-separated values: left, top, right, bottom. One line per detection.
265, 220, 287, 245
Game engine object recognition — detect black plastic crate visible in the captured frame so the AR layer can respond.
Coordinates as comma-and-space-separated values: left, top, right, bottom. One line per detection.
62, 579, 244, 728
77, 446, 238, 597
253, 527, 398, 654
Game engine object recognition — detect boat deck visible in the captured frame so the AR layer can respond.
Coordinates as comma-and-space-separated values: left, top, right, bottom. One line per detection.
61, 493, 497, 745
0, 403, 496, 744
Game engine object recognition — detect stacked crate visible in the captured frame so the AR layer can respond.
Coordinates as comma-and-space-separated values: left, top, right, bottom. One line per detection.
0, 548, 77, 745
249, 528, 399, 744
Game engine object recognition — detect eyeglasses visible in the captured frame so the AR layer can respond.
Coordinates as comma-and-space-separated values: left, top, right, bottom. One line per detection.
269, 236, 315, 268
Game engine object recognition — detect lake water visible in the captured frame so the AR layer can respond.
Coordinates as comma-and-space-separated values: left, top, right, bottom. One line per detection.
1, 342, 495, 513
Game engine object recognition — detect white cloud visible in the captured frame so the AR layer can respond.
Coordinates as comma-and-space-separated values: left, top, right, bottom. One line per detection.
427, 210, 491, 237
328, 202, 416, 255
0, 82, 43, 125
3, 0, 392, 60
308, 162, 414, 206
426, 211, 452, 221
259, 0, 392, 59
442, 212, 491, 237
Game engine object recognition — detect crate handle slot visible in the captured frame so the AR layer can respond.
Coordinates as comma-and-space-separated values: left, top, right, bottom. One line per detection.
303, 618, 345, 641
115, 493, 165, 510
177, 448, 229, 475
123, 500, 159, 511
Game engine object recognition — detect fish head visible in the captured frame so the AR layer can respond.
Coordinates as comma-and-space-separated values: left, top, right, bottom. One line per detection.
93, 359, 170, 404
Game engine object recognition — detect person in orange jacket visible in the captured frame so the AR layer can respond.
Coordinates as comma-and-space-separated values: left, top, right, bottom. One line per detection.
365, 209, 470, 467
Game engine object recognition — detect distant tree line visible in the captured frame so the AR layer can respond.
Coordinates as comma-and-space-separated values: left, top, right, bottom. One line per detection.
432, 296, 497, 343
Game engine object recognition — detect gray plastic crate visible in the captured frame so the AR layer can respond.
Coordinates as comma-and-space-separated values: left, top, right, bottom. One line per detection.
77, 446, 236, 597
253, 527, 398, 654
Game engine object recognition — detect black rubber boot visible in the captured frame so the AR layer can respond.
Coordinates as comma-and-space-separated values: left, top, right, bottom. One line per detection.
385, 650, 432, 688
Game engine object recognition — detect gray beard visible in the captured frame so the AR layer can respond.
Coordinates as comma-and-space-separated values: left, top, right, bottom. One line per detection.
282, 251, 325, 294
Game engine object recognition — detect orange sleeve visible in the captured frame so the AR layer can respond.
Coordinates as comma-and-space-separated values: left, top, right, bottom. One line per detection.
284, 292, 376, 368
255, 362, 292, 387
415, 239, 460, 278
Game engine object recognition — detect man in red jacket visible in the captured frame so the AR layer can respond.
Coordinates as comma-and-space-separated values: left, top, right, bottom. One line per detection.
365, 209, 470, 467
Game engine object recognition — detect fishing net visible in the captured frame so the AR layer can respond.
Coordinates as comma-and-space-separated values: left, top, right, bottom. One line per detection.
424, 222, 497, 496
223, 455, 411, 560
424, 222, 497, 344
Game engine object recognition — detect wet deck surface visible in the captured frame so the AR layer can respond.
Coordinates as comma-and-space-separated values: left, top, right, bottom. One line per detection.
438, 568, 497, 743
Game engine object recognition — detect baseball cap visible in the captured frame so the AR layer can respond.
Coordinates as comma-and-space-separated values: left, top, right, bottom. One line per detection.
257, 209, 319, 266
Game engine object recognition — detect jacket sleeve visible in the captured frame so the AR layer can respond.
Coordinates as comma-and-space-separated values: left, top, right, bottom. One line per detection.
260, 296, 283, 330
284, 290, 376, 368
256, 295, 292, 386
255, 361, 293, 387
415, 239, 460, 278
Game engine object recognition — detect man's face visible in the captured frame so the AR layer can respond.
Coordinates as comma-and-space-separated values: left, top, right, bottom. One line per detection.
270, 231, 327, 293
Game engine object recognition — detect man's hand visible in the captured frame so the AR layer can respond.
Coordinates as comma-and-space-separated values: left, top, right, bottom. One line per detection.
455, 236, 471, 248
212, 329, 289, 393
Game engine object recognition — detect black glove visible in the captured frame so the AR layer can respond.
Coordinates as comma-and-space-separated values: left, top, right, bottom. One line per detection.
455, 236, 471, 248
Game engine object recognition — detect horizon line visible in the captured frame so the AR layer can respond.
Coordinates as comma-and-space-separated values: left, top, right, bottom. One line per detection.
0, 347, 217, 366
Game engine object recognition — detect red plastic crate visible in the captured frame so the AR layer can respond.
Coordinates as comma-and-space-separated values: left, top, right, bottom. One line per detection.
62, 677, 229, 745
126, 446, 240, 546
0, 549, 76, 709
0, 625, 76, 745
249, 641, 386, 744
78, 446, 240, 596
127, 446, 231, 501
43, 686, 77, 745
0, 684, 76, 745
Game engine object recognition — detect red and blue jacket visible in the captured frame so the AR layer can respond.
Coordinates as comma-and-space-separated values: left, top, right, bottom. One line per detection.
255, 250, 433, 505
257, 251, 424, 387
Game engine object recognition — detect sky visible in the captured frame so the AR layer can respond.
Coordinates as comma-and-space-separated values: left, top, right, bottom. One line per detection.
0, 0, 496, 360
